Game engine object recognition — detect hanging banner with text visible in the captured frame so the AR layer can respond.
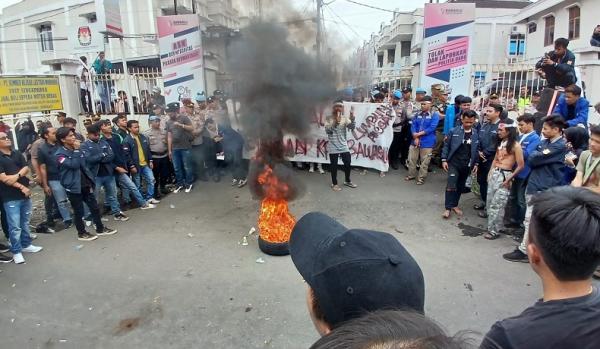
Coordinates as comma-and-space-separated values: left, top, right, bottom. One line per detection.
95, 0, 123, 37
157, 15, 205, 106
0, 76, 63, 115
278, 102, 394, 172
421, 3, 475, 96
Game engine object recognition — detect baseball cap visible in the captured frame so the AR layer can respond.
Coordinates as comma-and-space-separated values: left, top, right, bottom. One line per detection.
165, 102, 180, 113
393, 90, 403, 99
148, 115, 161, 122
415, 88, 427, 94
290, 212, 425, 327
196, 92, 206, 102
421, 95, 433, 102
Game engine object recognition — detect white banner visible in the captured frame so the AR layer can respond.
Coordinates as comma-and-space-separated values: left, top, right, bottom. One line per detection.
157, 15, 205, 105
276, 102, 394, 172
68, 23, 105, 54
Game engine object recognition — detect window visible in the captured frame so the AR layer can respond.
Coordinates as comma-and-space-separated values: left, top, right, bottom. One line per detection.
544, 16, 555, 46
387, 49, 395, 64
509, 34, 526, 56
400, 41, 411, 57
39, 24, 54, 52
568, 6, 580, 39
528, 22, 537, 34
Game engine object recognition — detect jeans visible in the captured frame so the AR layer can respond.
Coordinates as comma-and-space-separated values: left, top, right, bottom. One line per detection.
172, 149, 194, 186
4, 199, 33, 254
509, 177, 528, 227
48, 180, 72, 222
191, 144, 207, 179
329, 152, 351, 185
519, 194, 534, 254
97, 81, 112, 114
407, 146, 433, 180
444, 162, 470, 209
388, 132, 403, 166
152, 156, 170, 196
80, 88, 92, 113
0, 202, 8, 239
94, 176, 121, 215
116, 173, 146, 206
66, 187, 104, 235
43, 191, 58, 224
225, 147, 247, 180
132, 165, 155, 200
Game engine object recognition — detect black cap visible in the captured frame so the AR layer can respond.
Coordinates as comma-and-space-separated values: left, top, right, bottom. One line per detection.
165, 102, 180, 113
401, 87, 412, 93
421, 95, 433, 102
290, 212, 425, 327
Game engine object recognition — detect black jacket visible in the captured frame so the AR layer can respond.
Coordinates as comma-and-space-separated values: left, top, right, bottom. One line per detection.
442, 126, 480, 168
55, 146, 95, 194
535, 49, 577, 88
123, 133, 153, 170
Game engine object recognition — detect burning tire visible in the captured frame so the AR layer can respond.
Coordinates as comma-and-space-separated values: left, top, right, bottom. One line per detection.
258, 236, 290, 256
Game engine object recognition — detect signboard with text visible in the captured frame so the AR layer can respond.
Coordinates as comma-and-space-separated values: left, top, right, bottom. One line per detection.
157, 15, 205, 105
95, 0, 123, 37
0, 76, 63, 115
421, 3, 475, 96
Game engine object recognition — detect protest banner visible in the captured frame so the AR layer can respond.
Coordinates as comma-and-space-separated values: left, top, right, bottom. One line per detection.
421, 3, 475, 95
95, 0, 123, 37
0, 76, 63, 115
157, 15, 205, 105
241, 102, 394, 171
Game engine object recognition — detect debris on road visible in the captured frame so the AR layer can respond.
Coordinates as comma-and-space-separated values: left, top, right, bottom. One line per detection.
170, 204, 175, 209
255, 257, 265, 264
241, 236, 249, 246
187, 233, 194, 238
464, 283, 474, 292
74, 245, 84, 251
248, 227, 256, 236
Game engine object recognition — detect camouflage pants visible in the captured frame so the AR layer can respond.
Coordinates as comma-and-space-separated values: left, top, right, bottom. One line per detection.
486, 168, 512, 234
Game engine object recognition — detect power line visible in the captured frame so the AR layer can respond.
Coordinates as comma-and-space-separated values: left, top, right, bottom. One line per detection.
324, 4, 365, 41
344, 0, 397, 14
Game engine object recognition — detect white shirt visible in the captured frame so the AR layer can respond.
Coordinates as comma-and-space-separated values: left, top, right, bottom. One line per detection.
76, 64, 91, 91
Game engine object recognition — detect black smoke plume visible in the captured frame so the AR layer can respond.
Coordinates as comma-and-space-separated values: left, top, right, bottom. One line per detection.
228, 21, 337, 200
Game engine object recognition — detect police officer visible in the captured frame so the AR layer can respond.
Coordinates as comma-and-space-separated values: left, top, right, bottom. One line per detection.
143, 115, 170, 199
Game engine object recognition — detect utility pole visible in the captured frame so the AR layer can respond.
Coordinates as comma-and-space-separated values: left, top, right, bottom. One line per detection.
174, 0, 178, 15
258, 0, 263, 18
316, 0, 323, 62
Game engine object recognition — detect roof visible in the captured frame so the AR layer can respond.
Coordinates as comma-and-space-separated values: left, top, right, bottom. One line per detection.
512, 0, 570, 23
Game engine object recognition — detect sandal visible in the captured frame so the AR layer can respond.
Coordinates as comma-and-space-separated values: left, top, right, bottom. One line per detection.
405, 176, 415, 181
442, 210, 451, 219
484, 232, 500, 240
344, 182, 357, 188
452, 207, 463, 216
416, 179, 425, 185
331, 184, 342, 192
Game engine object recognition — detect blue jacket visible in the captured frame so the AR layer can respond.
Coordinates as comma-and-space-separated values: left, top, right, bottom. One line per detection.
443, 104, 461, 135
526, 137, 567, 194
553, 95, 589, 128
441, 126, 480, 168
411, 111, 440, 148
101, 133, 131, 172
123, 133, 153, 170
55, 146, 96, 194
535, 49, 576, 88
516, 132, 541, 179
477, 120, 500, 164
81, 138, 115, 177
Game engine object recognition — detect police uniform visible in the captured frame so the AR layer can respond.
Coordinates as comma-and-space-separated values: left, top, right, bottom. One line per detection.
144, 116, 170, 197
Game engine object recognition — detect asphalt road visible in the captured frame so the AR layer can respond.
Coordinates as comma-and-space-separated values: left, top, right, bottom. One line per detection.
0, 167, 541, 348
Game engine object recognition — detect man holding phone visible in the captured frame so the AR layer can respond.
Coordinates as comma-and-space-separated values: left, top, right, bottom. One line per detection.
325, 101, 356, 191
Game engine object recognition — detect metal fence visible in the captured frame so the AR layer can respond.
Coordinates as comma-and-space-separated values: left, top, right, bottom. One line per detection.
79, 67, 164, 116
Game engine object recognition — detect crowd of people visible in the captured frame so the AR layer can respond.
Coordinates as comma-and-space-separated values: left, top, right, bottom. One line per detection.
0, 92, 247, 264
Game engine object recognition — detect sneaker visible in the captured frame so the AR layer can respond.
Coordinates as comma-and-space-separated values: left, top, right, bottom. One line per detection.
173, 186, 184, 193
309, 167, 315, 173
148, 198, 161, 204
502, 249, 529, 263
13, 252, 25, 264
97, 227, 118, 236
114, 212, 130, 221
232, 179, 238, 186
77, 232, 98, 241
0, 252, 12, 263
22, 244, 43, 253
141, 203, 156, 210
63, 220, 73, 230
318, 167, 325, 174
237, 179, 248, 188
185, 184, 193, 193
30, 233, 38, 240
0, 242, 9, 253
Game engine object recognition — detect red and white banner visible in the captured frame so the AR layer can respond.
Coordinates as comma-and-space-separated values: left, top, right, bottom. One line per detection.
157, 15, 205, 105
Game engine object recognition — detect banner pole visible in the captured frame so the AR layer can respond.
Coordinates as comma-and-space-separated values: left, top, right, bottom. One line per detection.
119, 37, 135, 120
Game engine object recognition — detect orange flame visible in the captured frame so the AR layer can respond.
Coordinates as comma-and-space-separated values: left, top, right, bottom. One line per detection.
257, 165, 296, 243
